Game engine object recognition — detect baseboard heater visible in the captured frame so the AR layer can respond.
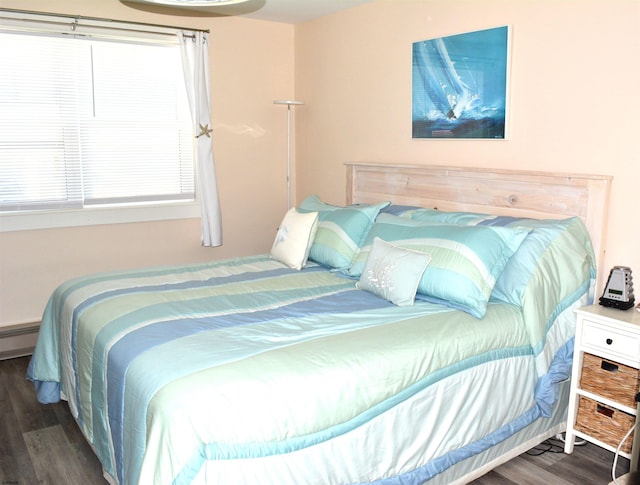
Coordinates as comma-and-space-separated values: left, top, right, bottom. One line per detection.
0, 321, 39, 360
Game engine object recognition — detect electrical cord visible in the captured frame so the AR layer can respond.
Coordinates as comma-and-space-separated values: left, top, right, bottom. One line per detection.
525, 433, 587, 457
526, 433, 587, 456
525, 436, 566, 456
611, 420, 638, 485
611, 392, 640, 485
554, 432, 587, 447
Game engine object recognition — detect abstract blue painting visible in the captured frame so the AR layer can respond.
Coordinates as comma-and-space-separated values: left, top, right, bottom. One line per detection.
412, 26, 509, 139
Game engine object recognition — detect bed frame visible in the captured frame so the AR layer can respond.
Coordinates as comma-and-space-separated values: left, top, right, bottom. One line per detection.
345, 161, 612, 483
346, 162, 612, 295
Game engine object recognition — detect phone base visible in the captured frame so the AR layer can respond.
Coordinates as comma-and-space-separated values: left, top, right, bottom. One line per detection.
599, 296, 636, 310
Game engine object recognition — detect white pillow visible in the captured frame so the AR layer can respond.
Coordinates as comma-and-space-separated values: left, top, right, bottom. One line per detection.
271, 208, 319, 270
356, 237, 431, 306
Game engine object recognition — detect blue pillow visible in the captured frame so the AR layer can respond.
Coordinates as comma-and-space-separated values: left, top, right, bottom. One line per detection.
482, 217, 596, 307
346, 213, 529, 318
298, 195, 389, 270
356, 237, 431, 306
403, 208, 596, 308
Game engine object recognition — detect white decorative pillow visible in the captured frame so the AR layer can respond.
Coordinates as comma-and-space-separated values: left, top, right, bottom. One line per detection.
356, 237, 431, 306
271, 208, 319, 270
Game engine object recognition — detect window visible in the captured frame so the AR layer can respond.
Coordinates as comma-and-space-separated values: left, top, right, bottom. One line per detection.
0, 22, 197, 231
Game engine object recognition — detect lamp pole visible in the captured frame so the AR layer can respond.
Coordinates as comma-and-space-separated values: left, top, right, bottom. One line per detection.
274, 100, 303, 209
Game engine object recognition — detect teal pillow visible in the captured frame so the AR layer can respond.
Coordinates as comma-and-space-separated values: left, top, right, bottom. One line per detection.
486, 217, 595, 307
298, 195, 389, 270
346, 214, 529, 318
356, 237, 431, 306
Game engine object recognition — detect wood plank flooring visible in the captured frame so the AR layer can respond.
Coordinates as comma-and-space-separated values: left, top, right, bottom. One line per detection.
0, 355, 631, 484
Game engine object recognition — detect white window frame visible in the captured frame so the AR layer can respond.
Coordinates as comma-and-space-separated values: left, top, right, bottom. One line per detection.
0, 10, 203, 233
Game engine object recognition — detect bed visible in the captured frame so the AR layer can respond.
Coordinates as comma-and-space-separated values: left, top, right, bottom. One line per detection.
27, 163, 612, 485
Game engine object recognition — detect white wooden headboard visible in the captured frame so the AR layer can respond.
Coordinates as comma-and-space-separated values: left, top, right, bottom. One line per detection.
346, 162, 612, 293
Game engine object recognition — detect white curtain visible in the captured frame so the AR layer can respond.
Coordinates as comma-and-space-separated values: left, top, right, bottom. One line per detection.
179, 31, 222, 247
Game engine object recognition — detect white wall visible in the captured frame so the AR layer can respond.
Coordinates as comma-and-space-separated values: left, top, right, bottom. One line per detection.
295, 0, 640, 291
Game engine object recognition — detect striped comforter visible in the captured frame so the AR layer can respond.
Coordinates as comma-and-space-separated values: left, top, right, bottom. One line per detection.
27, 252, 589, 484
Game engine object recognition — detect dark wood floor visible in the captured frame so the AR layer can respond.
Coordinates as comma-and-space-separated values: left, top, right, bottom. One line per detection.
0, 355, 631, 484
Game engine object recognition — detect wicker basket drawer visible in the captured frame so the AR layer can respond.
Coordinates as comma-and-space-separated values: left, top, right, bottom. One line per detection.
575, 395, 635, 453
579, 353, 640, 409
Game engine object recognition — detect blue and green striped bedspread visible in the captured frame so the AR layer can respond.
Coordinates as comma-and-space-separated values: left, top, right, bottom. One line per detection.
26, 254, 583, 484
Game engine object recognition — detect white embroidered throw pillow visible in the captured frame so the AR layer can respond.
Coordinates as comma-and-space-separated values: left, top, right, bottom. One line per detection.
271, 208, 319, 270
356, 237, 431, 306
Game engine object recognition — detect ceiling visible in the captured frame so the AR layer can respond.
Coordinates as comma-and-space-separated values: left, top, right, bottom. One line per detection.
121, 0, 378, 24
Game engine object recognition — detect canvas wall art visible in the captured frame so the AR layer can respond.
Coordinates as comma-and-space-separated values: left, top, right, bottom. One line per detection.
412, 26, 509, 139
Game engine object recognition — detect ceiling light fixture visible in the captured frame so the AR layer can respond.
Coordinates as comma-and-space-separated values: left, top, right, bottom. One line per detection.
131, 0, 250, 5
121, 0, 256, 14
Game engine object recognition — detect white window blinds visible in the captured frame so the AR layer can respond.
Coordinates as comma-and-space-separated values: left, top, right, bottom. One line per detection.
0, 19, 195, 220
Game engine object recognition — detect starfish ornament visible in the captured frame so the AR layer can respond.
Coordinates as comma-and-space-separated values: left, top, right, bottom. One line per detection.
196, 123, 213, 138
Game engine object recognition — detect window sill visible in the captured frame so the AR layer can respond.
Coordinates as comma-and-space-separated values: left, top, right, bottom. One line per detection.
0, 202, 201, 232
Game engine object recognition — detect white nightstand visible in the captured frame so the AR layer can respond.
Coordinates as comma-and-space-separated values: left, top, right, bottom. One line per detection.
565, 304, 640, 471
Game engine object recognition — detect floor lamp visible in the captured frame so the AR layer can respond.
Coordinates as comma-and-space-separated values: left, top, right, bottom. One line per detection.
274, 100, 303, 209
